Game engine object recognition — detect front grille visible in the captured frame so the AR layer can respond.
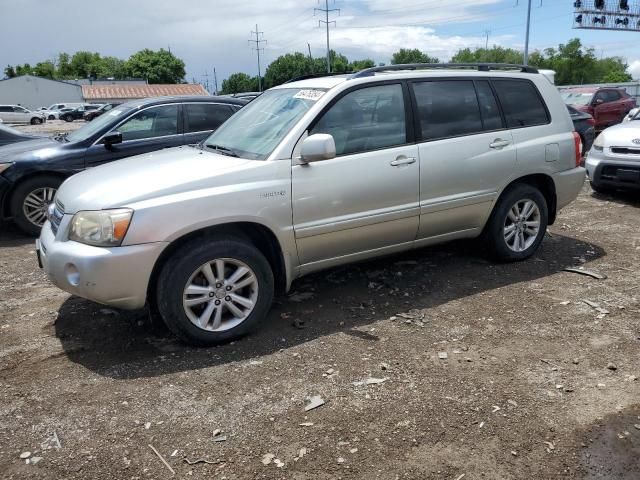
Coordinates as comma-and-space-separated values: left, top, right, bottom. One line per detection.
50, 199, 64, 235
611, 147, 640, 155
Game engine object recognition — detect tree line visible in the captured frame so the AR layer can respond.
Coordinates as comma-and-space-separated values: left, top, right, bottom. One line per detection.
221, 38, 632, 94
4, 49, 186, 84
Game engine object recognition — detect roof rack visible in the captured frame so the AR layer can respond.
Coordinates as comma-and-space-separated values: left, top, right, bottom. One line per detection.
284, 72, 353, 84
351, 63, 539, 78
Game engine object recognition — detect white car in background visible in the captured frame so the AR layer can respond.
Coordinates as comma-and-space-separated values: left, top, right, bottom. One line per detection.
623, 107, 639, 122
0, 105, 46, 124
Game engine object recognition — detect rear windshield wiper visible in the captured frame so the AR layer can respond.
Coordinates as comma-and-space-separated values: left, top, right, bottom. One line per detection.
203, 143, 239, 157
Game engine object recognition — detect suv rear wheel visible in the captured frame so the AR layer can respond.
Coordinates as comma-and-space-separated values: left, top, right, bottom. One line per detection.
484, 183, 548, 261
156, 236, 274, 346
30, 117, 43, 125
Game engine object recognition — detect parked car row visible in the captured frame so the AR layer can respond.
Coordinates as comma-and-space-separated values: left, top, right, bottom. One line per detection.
562, 86, 637, 131
24, 63, 585, 346
0, 96, 247, 234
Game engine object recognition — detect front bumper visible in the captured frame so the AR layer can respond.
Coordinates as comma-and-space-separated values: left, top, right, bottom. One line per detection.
552, 167, 586, 211
585, 151, 640, 190
37, 220, 167, 310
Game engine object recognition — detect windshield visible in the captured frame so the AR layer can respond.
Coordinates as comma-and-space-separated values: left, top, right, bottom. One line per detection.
203, 88, 326, 160
561, 91, 593, 106
66, 106, 132, 142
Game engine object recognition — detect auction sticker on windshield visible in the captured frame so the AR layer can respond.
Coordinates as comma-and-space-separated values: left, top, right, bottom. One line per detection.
108, 109, 125, 116
293, 89, 325, 101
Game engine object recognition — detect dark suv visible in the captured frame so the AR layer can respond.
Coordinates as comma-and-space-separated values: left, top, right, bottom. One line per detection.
0, 96, 247, 235
84, 103, 121, 121
59, 104, 102, 122
562, 87, 636, 130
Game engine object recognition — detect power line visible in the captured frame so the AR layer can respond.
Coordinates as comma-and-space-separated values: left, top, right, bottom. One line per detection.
315, 0, 340, 73
484, 29, 491, 49
248, 24, 267, 92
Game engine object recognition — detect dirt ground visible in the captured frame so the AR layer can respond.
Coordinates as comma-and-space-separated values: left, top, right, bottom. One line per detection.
11, 119, 84, 136
0, 182, 639, 479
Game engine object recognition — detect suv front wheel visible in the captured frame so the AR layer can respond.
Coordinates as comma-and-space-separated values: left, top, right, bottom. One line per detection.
484, 183, 548, 261
156, 236, 274, 346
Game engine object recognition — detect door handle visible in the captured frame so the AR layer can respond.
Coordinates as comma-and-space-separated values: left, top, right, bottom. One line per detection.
390, 156, 416, 167
489, 139, 511, 149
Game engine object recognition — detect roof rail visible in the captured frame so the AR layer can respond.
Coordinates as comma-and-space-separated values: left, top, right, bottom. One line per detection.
350, 63, 539, 78
284, 72, 353, 84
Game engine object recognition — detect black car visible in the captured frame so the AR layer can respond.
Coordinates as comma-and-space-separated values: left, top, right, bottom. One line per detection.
84, 103, 121, 121
0, 96, 247, 235
0, 123, 39, 147
59, 104, 102, 122
568, 105, 596, 155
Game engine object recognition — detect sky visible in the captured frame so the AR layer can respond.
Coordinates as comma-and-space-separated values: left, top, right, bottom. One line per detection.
1, 0, 639, 89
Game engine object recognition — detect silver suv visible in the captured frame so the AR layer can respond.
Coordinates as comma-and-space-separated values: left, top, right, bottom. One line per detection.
37, 63, 585, 346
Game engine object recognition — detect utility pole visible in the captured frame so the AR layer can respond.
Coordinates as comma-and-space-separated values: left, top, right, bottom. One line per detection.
483, 29, 491, 50
523, 0, 532, 65
249, 24, 266, 92
315, 0, 340, 73
202, 71, 210, 93
213, 68, 218, 95
307, 43, 314, 73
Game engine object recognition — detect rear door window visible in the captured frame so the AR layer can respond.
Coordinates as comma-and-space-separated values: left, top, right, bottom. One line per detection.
185, 103, 235, 133
475, 80, 504, 131
492, 79, 549, 128
411, 80, 483, 140
115, 104, 179, 141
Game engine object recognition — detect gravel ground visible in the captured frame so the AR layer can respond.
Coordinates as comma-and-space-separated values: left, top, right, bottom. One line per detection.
11, 119, 85, 136
0, 182, 639, 479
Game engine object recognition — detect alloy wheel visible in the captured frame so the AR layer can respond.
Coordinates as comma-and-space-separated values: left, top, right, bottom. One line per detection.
182, 258, 259, 332
23, 187, 56, 227
503, 198, 541, 252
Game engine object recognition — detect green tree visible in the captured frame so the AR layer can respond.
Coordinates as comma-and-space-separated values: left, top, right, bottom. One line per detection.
391, 48, 439, 65
264, 52, 313, 88
15, 64, 33, 76
125, 48, 186, 83
451, 46, 523, 64
312, 50, 351, 74
4, 65, 16, 78
601, 70, 632, 83
69, 51, 103, 78
97, 56, 127, 79
56, 53, 74, 78
349, 58, 375, 72
220, 72, 260, 94
33, 61, 56, 79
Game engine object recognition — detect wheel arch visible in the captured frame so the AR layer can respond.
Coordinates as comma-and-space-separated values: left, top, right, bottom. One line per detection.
496, 173, 557, 225
147, 222, 288, 307
2, 171, 68, 220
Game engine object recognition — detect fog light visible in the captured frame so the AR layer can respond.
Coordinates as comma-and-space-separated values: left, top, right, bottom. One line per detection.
64, 263, 80, 286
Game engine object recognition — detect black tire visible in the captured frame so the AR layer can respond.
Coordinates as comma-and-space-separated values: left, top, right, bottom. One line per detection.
47, 115, 55, 121
10, 175, 62, 236
589, 181, 613, 195
62, 115, 73, 122
156, 236, 274, 346
483, 183, 548, 262
30, 117, 43, 125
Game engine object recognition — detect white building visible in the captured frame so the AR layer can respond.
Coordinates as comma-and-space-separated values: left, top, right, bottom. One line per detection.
0, 75, 83, 109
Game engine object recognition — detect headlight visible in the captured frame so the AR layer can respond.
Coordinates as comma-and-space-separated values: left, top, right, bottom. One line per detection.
69, 209, 133, 247
592, 133, 604, 152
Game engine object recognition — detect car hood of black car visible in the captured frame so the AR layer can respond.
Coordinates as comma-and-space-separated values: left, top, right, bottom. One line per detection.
0, 137, 62, 162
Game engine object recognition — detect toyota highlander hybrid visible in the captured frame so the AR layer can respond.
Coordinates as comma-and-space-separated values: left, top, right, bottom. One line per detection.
37, 63, 586, 346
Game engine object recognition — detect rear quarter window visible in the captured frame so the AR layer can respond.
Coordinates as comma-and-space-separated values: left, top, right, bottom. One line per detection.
492, 79, 550, 128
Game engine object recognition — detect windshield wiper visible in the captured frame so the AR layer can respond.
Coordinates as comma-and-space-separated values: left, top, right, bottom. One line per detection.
52, 132, 69, 142
204, 144, 239, 157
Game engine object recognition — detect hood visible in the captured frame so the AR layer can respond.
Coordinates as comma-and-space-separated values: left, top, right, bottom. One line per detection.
0, 136, 59, 162
600, 121, 640, 148
57, 146, 261, 213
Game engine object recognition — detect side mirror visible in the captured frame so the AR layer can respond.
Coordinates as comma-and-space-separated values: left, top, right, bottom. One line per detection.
103, 131, 122, 148
628, 107, 639, 120
300, 133, 336, 163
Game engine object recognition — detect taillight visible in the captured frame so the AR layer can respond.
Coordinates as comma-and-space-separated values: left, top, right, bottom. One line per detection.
573, 131, 582, 166
587, 118, 595, 126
